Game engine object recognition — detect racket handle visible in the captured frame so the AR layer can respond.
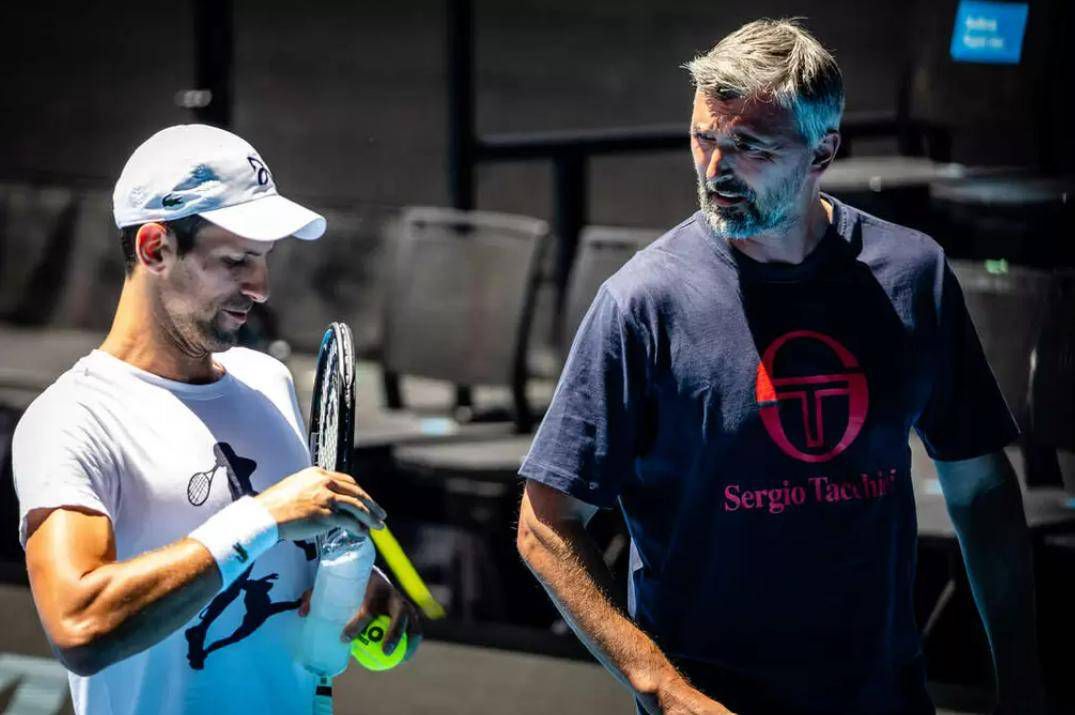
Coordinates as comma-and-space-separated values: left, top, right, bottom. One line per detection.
313, 677, 333, 715
370, 526, 446, 620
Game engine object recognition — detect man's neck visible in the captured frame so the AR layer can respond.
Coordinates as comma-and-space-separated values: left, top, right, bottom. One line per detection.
727, 192, 834, 265
99, 280, 224, 384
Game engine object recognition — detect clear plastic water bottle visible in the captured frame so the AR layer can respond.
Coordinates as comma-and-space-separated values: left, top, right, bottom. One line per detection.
300, 527, 377, 677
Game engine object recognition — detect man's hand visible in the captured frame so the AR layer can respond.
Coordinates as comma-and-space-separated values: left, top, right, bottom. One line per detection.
254, 467, 386, 541
298, 569, 421, 662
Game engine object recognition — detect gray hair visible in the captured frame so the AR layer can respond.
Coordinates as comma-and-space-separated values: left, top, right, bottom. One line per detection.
684, 18, 844, 148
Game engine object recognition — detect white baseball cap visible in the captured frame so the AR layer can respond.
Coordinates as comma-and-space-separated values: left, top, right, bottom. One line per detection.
112, 124, 326, 241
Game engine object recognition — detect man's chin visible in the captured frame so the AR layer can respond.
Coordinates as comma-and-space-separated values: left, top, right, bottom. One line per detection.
204, 324, 240, 352
701, 207, 756, 241
213, 332, 240, 351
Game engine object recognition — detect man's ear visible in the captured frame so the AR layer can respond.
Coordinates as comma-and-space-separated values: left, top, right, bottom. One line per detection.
810, 130, 841, 173
135, 223, 172, 274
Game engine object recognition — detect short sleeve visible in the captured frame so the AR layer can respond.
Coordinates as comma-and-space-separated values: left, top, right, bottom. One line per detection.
519, 285, 649, 507
12, 395, 118, 547
914, 261, 1019, 461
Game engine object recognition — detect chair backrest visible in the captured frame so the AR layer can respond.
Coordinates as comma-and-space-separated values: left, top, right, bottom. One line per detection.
52, 190, 124, 331
950, 259, 1051, 429
0, 184, 78, 325
269, 205, 390, 354
1030, 270, 1075, 453
382, 207, 549, 391
562, 225, 660, 357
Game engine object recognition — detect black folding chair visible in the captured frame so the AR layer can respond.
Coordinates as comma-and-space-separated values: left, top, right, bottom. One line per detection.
0, 187, 109, 409
1029, 269, 1075, 491
911, 260, 1051, 487
0, 184, 79, 326
391, 224, 657, 623
52, 190, 124, 332
381, 206, 550, 434
560, 226, 661, 359
950, 259, 1051, 431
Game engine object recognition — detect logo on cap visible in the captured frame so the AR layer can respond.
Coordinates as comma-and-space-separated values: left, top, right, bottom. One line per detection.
755, 330, 869, 463
247, 156, 271, 187
162, 194, 183, 208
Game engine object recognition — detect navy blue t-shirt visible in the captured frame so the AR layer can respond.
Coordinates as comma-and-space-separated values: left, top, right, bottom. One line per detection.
519, 196, 1018, 715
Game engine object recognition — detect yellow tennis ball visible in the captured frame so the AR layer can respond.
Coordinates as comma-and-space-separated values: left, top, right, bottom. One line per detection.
350, 615, 406, 671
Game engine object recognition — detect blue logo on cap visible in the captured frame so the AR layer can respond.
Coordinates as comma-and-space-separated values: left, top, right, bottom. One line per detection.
247, 156, 271, 187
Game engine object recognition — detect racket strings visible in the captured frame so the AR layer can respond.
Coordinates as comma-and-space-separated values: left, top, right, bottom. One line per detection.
319, 364, 341, 472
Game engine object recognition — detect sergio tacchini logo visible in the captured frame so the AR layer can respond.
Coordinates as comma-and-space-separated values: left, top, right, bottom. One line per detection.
755, 330, 869, 464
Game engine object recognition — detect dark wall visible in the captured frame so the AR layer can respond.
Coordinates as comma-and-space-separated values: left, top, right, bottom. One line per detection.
1, 2, 194, 186
1, 0, 1068, 229
907, 0, 1074, 171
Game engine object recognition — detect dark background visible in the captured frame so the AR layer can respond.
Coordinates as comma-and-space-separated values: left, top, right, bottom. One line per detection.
2, 0, 1072, 224
2, 3, 1073, 712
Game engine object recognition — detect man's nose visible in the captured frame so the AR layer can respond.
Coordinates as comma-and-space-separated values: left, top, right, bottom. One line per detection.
242, 261, 270, 304
706, 145, 728, 180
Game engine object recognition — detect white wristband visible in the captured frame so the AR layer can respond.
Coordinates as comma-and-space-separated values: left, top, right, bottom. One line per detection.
189, 496, 279, 589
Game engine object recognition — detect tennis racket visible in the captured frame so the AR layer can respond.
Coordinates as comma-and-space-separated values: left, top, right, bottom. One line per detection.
308, 322, 356, 715
308, 323, 445, 620
309, 322, 355, 477
307, 322, 446, 714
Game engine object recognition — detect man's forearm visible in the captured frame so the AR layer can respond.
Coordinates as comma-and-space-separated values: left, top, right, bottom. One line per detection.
945, 462, 1045, 710
35, 537, 223, 675
516, 510, 682, 712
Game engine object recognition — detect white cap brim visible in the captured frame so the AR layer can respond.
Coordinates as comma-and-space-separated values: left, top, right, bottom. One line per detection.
198, 194, 326, 241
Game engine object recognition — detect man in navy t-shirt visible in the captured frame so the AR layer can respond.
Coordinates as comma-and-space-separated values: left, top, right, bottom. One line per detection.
516, 19, 1045, 715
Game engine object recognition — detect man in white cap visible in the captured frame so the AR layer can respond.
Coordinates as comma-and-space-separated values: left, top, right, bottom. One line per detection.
12, 125, 419, 714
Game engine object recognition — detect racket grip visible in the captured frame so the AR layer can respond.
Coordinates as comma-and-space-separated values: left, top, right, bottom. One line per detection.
312, 677, 333, 715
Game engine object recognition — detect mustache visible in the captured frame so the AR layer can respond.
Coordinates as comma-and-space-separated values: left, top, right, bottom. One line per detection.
221, 300, 254, 313
702, 176, 752, 198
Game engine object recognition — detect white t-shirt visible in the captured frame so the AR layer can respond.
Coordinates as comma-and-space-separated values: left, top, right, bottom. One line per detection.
12, 348, 320, 715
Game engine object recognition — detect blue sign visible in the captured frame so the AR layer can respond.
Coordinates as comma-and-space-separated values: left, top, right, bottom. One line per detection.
950, 1, 1029, 64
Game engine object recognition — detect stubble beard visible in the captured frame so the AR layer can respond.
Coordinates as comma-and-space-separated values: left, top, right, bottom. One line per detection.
156, 292, 240, 358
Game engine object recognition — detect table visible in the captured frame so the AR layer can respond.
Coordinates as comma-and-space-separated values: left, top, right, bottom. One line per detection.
929, 175, 1075, 267
820, 156, 970, 234
930, 175, 1073, 208
289, 353, 552, 451
915, 480, 1075, 547
822, 156, 968, 193
909, 431, 1075, 633
0, 326, 549, 450
0, 326, 104, 408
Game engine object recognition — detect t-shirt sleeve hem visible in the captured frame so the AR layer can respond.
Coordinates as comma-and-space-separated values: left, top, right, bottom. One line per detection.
518, 459, 618, 509
917, 423, 1021, 463
19, 498, 113, 549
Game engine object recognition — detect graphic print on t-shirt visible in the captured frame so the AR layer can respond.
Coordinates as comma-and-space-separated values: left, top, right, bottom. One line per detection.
187, 442, 258, 505
184, 441, 309, 670
754, 330, 869, 463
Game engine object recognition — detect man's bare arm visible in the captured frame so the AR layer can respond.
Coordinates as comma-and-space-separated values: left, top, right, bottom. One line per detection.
26, 506, 222, 675
934, 450, 1046, 714
25, 466, 384, 676
516, 480, 733, 715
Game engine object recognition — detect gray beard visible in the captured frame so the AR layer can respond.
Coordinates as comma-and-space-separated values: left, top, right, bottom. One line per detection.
696, 167, 805, 241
